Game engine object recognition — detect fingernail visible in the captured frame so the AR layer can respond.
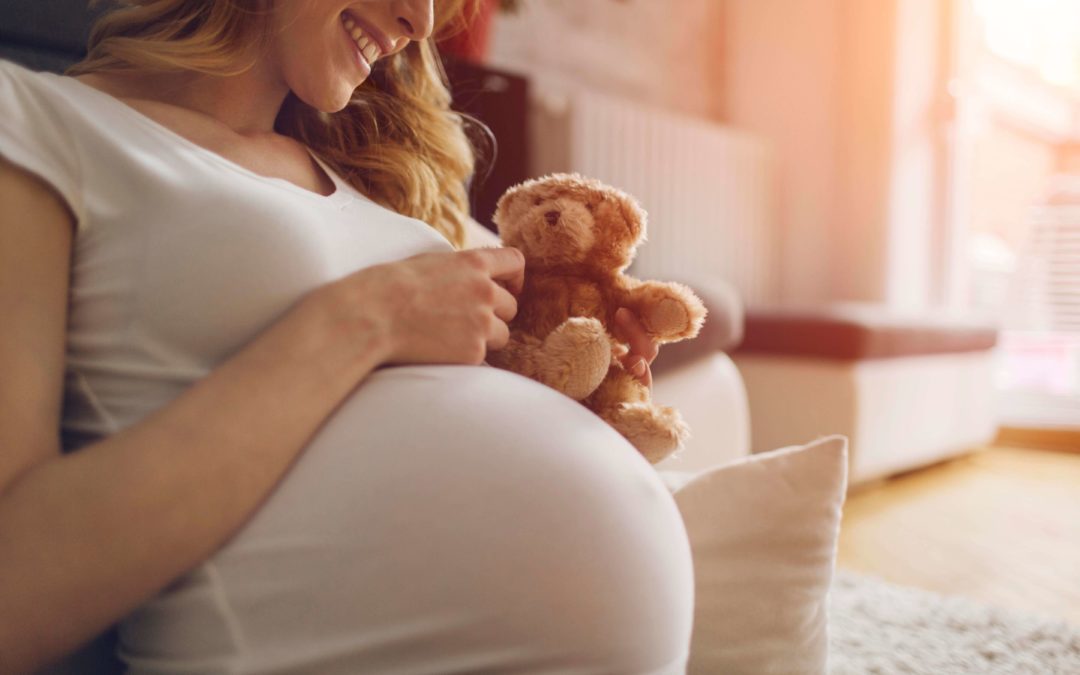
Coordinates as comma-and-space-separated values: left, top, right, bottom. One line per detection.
632, 359, 646, 376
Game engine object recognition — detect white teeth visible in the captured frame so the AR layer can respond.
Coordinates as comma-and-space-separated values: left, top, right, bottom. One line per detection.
342, 14, 380, 65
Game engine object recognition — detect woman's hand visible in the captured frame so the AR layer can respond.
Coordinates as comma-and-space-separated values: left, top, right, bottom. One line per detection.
612, 307, 660, 390
323, 247, 525, 367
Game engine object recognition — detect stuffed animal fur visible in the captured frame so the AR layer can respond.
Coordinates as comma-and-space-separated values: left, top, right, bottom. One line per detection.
486, 173, 707, 464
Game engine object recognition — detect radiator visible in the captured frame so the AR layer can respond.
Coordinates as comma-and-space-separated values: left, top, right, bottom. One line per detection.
528, 84, 778, 305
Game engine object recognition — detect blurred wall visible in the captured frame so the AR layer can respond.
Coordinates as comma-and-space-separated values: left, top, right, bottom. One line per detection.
488, 0, 950, 309
723, 0, 949, 307
488, 0, 725, 119
720, 0, 846, 305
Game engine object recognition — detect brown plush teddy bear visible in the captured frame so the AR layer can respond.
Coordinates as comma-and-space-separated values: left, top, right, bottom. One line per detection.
486, 173, 707, 464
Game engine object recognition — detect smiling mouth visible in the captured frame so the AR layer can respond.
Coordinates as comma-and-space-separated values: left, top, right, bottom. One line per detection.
341, 13, 382, 69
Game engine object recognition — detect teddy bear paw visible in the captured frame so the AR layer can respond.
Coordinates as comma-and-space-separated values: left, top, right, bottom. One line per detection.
608, 403, 690, 464
645, 298, 692, 338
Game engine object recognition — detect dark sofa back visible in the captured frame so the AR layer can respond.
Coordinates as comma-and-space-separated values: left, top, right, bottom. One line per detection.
0, 0, 106, 72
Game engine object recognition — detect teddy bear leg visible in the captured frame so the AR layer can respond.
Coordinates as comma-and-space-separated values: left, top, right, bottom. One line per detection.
537, 317, 612, 400
605, 403, 689, 464
588, 369, 690, 464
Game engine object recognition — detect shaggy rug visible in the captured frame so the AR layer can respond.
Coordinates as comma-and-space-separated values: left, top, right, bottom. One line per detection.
828, 570, 1080, 674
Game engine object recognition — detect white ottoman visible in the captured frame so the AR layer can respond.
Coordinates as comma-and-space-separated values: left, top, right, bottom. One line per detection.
731, 306, 999, 486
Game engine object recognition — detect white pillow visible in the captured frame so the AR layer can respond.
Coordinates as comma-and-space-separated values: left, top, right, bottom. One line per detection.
660, 435, 849, 675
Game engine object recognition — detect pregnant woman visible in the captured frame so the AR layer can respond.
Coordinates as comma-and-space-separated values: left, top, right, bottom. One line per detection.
0, 0, 695, 673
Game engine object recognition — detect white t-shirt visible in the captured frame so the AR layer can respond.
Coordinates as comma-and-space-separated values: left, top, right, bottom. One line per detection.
0, 58, 456, 449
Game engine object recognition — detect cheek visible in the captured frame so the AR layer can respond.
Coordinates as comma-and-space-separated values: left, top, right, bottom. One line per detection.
510, 196, 536, 222
274, 5, 358, 111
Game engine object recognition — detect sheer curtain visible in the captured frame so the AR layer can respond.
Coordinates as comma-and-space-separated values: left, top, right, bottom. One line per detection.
998, 179, 1080, 427
950, 0, 1080, 429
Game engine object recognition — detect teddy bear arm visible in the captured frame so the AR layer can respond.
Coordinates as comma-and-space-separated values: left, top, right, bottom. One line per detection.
623, 280, 708, 343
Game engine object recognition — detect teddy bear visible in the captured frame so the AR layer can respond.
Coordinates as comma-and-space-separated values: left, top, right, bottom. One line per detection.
485, 173, 707, 465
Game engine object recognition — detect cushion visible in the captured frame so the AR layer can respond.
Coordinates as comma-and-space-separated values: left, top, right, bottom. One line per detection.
659, 435, 849, 674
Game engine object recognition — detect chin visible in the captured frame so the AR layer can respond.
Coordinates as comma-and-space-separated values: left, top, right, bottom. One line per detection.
323, 89, 356, 113
295, 81, 357, 114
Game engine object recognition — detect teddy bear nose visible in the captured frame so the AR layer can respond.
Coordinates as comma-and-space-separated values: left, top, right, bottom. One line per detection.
544, 210, 561, 226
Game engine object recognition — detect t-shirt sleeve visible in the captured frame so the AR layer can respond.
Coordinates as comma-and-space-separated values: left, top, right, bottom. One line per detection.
462, 215, 501, 249
0, 60, 86, 233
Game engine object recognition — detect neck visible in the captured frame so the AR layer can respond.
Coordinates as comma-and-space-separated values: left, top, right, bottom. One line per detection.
165, 62, 290, 135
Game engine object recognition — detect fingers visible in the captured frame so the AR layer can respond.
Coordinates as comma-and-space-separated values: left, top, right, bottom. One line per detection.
621, 355, 653, 390
492, 283, 518, 323
639, 360, 653, 389
614, 308, 657, 390
615, 307, 660, 364
472, 248, 520, 353
486, 314, 510, 351
471, 246, 526, 296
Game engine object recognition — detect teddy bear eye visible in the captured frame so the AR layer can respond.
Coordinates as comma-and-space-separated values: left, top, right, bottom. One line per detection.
585, 202, 596, 212
533, 197, 544, 206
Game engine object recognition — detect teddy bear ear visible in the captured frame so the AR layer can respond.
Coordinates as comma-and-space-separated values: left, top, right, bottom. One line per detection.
610, 189, 648, 242
495, 179, 532, 212
493, 184, 516, 214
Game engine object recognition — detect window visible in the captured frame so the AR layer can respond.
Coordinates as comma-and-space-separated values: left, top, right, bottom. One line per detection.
949, 0, 1080, 428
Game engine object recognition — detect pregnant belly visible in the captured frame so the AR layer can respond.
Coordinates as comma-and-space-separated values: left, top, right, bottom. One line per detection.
119, 364, 690, 673
238, 363, 653, 536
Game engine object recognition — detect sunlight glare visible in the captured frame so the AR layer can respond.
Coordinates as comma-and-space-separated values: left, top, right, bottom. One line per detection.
973, 0, 1080, 91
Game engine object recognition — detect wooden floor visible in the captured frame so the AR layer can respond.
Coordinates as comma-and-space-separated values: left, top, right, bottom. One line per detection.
836, 446, 1080, 626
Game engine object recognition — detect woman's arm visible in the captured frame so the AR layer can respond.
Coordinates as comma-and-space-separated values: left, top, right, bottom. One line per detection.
0, 157, 523, 674
0, 156, 391, 674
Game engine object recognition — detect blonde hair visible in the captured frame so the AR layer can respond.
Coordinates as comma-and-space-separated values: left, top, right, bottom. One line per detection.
67, 0, 483, 249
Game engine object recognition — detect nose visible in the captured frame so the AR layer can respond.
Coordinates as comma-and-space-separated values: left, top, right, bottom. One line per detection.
394, 0, 434, 41
544, 210, 560, 226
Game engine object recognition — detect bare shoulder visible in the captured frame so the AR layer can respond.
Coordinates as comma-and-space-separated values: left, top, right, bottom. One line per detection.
0, 153, 76, 234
